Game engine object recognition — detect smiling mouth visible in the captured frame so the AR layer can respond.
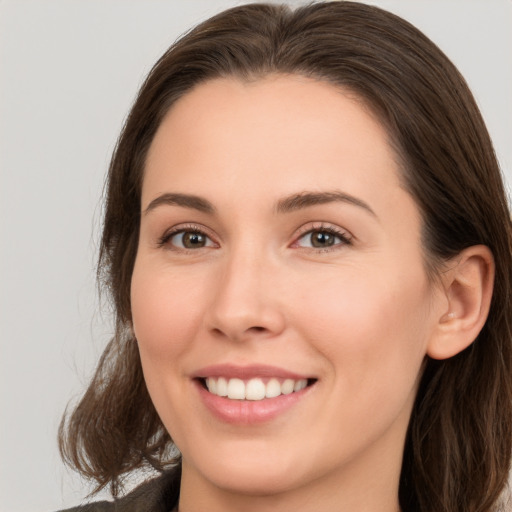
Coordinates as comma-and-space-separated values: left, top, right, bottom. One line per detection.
199, 377, 317, 401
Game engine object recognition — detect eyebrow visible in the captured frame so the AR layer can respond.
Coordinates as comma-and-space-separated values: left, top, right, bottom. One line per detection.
144, 193, 215, 215
143, 190, 376, 218
276, 191, 377, 217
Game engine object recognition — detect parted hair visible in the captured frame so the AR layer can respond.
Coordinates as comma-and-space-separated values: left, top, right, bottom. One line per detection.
59, 2, 512, 511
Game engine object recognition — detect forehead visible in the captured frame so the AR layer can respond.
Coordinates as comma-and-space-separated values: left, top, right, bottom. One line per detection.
143, 75, 406, 217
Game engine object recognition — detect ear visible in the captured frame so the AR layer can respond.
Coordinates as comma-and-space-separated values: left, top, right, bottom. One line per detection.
427, 245, 495, 360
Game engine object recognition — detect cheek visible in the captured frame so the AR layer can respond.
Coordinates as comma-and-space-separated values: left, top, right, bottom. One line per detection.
130, 261, 206, 362
130, 260, 212, 435
293, 265, 431, 396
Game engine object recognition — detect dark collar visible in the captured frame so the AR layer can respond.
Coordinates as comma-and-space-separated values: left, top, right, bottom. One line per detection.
58, 468, 180, 512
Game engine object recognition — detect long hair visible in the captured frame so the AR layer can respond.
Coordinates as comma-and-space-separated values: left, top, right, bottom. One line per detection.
59, 3, 512, 510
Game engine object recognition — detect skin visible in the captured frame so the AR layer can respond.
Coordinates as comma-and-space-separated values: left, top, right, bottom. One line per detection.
131, 75, 452, 512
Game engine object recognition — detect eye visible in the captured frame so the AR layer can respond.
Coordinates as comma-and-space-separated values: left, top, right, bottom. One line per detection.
294, 227, 351, 250
160, 228, 217, 250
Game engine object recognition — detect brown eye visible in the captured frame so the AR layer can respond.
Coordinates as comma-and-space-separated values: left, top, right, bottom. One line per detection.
295, 228, 350, 249
310, 231, 336, 248
169, 230, 214, 249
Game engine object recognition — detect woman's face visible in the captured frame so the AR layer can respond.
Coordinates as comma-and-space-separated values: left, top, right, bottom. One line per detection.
131, 76, 446, 500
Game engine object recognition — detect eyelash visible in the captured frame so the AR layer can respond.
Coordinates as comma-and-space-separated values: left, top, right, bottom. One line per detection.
157, 222, 352, 253
293, 223, 352, 252
157, 223, 217, 250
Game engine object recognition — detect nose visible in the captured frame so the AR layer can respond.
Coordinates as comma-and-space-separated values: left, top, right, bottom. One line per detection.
204, 248, 286, 342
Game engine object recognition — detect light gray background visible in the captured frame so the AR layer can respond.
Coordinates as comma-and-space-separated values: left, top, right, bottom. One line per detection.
1, 1, 511, 510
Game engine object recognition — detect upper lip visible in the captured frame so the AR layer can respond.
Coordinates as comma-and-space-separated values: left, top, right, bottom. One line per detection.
193, 364, 313, 380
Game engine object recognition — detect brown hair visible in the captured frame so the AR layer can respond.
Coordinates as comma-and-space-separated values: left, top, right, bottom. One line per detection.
59, 2, 512, 510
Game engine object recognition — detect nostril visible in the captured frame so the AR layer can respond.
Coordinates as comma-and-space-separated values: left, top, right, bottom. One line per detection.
249, 326, 266, 333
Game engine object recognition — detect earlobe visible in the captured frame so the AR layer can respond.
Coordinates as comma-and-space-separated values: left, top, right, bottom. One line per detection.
427, 245, 494, 360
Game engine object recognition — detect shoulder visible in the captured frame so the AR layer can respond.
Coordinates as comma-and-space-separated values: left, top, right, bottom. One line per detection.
56, 469, 180, 512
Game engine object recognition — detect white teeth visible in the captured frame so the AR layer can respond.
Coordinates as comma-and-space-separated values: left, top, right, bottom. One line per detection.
206, 377, 217, 394
265, 378, 281, 398
281, 379, 294, 395
246, 378, 266, 400
205, 377, 309, 400
294, 379, 307, 392
227, 378, 245, 399
217, 377, 228, 397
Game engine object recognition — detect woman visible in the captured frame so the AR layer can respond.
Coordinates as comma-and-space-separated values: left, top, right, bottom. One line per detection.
58, 2, 512, 511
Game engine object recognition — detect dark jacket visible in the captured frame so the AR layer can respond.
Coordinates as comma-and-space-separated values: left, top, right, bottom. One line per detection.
57, 470, 180, 512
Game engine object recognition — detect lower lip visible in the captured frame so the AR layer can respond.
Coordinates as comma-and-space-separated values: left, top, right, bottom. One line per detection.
195, 380, 313, 424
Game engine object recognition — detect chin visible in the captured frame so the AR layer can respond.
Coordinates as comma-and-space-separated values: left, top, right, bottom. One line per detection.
183, 441, 312, 496
204, 463, 303, 496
